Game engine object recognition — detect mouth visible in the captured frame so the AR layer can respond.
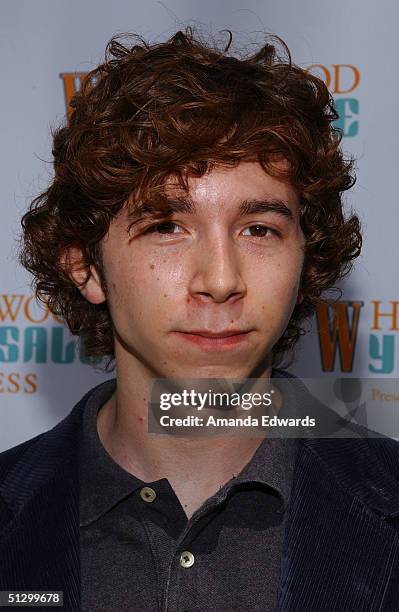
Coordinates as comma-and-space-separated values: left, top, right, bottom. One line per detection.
172, 330, 253, 351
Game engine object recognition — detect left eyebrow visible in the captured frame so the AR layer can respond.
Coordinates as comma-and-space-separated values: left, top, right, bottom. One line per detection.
238, 198, 295, 221
127, 196, 295, 225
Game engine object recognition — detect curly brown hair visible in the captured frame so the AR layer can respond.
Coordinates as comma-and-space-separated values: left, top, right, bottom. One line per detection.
19, 28, 361, 371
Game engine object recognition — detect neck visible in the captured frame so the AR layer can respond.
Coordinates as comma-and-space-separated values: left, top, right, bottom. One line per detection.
96, 343, 277, 517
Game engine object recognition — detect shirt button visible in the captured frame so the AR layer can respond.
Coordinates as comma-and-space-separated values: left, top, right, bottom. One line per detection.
180, 550, 195, 568
139, 486, 157, 503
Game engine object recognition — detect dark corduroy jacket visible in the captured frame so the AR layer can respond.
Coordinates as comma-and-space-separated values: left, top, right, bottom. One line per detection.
1, 378, 399, 611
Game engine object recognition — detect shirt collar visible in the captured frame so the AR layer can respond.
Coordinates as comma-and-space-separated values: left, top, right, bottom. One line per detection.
79, 378, 144, 527
79, 371, 299, 527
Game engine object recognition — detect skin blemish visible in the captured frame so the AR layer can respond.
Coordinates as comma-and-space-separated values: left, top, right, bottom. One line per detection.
137, 416, 144, 423
187, 297, 191, 303
164, 293, 168, 298
150, 264, 155, 270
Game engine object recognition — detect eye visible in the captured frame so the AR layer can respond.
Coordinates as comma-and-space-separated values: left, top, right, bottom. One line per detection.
242, 225, 276, 238
143, 221, 184, 235
140, 222, 278, 239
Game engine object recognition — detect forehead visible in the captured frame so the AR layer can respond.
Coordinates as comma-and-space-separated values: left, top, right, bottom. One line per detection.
121, 160, 300, 227
165, 161, 300, 217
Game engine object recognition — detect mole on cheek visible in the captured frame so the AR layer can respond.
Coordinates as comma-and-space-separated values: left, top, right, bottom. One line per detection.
150, 264, 155, 270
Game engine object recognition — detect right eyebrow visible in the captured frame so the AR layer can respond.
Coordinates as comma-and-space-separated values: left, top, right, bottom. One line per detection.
127, 196, 195, 224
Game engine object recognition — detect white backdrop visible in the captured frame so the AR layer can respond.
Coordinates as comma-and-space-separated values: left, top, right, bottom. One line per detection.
1, 0, 398, 451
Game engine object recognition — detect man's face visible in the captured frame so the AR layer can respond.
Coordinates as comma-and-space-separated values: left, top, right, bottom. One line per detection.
87, 161, 305, 379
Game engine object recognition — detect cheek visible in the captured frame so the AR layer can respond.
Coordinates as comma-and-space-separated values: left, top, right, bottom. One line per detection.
108, 255, 184, 314
252, 257, 301, 298
249, 267, 302, 329
278, 275, 302, 311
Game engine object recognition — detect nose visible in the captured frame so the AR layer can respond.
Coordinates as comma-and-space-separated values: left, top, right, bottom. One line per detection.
188, 233, 246, 303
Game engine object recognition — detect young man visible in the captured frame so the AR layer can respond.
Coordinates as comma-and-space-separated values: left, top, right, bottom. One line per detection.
1, 29, 399, 612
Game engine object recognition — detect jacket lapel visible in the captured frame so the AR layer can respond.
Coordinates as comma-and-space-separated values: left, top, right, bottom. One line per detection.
276, 437, 399, 611
0, 388, 90, 612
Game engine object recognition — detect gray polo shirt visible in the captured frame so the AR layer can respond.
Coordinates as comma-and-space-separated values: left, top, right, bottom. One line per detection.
79, 377, 298, 612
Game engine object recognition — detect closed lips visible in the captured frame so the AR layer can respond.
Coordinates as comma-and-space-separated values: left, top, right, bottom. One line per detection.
180, 330, 250, 337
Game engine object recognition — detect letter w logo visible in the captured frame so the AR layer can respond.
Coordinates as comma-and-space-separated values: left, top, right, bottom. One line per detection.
0, 295, 24, 322
59, 72, 89, 118
316, 300, 364, 372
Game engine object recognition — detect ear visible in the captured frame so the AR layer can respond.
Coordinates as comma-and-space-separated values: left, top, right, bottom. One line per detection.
60, 246, 106, 305
296, 289, 304, 305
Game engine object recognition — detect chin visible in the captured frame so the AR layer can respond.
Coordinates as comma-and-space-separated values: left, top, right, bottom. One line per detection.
179, 364, 253, 380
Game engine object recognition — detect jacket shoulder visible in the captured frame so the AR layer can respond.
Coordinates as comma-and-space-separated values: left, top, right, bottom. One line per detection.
0, 432, 46, 484
0, 379, 116, 496
300, 435, 399, 519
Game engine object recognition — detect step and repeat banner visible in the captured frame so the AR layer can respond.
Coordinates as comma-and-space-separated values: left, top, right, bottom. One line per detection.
1, 0, 398, 451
